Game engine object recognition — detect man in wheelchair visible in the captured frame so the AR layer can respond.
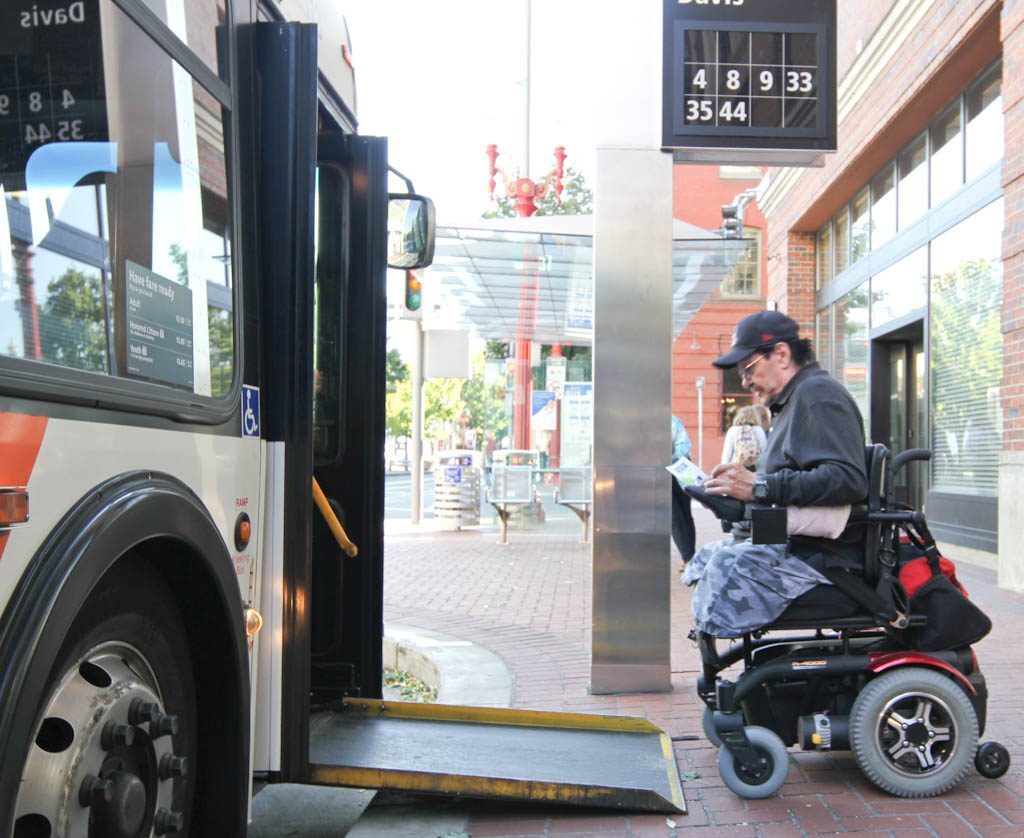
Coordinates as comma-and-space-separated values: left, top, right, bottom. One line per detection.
680, 311, 1009, 800
683, 310, 869, 636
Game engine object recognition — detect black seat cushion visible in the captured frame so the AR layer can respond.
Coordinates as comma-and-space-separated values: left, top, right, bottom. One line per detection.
776, 583, 863, 622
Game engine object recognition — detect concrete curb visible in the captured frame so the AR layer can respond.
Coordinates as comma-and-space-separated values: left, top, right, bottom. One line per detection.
383, 623, 513, 707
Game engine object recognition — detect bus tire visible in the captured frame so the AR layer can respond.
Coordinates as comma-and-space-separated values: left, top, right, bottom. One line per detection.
14, 560, 196, 837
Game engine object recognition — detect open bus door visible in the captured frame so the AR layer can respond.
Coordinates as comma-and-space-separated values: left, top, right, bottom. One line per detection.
252, 21, 685, 815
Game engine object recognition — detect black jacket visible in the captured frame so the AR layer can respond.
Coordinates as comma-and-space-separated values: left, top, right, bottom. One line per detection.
759, 363, 869, 567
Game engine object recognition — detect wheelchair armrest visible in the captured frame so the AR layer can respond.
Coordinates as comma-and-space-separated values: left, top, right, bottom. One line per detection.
684, 484, 746, 522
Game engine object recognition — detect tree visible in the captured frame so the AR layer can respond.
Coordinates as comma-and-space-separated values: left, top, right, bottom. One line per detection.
537, 165, 593, 216
482, 164, 594, 219
386, 348, 409, 393
386, 376, 412, 439
460, 352, 508, 445
38, 267, 108, 372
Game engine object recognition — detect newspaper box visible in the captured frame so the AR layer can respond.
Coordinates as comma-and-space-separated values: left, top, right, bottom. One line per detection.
433, 450, 481, 528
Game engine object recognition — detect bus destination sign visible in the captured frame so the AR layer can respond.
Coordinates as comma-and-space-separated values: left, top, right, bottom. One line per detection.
662, 0, 837, 165
0, 0, 108, 187
125, 260, 195, 390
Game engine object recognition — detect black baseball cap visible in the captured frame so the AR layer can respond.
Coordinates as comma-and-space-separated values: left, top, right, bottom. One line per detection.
712, 310, 801, 369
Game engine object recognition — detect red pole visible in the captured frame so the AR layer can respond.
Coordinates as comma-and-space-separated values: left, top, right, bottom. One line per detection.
548, 344, 562, 469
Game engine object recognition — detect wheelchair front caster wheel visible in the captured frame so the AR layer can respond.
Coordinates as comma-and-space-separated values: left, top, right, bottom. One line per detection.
718, 725, 789, 799
975, 741, 1010, 778
701, 705, 722, 747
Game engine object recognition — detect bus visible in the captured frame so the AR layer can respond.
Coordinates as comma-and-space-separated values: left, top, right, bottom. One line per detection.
0, 1, 680, 834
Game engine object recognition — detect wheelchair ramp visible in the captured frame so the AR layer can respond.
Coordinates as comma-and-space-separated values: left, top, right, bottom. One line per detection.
308, 699, 686, 813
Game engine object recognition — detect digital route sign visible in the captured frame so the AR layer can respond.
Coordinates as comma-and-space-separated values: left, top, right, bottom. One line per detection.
663, 0, 836, 165
0, 0, 108, 188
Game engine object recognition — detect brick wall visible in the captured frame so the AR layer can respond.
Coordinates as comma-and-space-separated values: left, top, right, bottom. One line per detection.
766, 232, 816, 330
1003, 2, 1024, 450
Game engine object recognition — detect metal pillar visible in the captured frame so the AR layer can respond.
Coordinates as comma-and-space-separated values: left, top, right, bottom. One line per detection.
590, 147, 673, 694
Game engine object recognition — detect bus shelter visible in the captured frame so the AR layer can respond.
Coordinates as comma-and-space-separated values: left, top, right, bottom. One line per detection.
421, 210, 747, 694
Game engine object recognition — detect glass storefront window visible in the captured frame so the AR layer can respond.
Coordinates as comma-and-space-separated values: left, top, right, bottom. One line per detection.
870, 164, 896, 249
816, 223, 832, 289
850, 186, 870, 263
898, 133, 928, 230
965, 63, 1002, 182
833, 286, 869, 430
815, 307, 832, 372
929, 102, 963, 207
833, 206, 850, 276
870, 246, 927, 328
929, 199, 1003, 496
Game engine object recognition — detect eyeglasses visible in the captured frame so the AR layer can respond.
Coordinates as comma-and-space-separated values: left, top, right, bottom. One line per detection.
740, 352, 769, 381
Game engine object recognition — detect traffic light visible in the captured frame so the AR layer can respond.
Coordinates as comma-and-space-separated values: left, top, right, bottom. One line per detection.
404, 270, 422, 312
721, 203, 742, 239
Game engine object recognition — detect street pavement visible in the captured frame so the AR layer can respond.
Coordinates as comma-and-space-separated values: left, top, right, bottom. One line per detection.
255, 487, 1024, 836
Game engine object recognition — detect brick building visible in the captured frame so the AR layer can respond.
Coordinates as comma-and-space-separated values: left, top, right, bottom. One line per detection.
674, 0, 1023, 589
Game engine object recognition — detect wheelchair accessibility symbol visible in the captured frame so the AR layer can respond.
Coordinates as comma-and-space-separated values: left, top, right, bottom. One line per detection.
242, 385, 260, 438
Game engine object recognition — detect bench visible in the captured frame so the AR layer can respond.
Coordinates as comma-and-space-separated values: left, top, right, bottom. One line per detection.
554, 466, 592, 543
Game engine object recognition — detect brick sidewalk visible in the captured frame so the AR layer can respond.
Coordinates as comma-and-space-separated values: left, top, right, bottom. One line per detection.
383, 506, 1024, 837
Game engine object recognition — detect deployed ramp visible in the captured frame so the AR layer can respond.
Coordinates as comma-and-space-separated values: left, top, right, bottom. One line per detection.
308, 699, 686, 813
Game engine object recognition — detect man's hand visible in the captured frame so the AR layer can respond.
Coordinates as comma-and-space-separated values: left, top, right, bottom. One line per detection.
703, 463, 758, 502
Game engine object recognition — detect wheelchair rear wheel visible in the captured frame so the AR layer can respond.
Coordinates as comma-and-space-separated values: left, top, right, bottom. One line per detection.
850, 667, 977, 797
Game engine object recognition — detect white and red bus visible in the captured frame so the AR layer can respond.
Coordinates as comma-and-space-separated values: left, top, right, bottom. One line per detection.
0, 0, 436, 832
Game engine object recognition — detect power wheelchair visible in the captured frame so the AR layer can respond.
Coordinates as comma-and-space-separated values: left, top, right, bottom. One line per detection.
685, 444, 1010, 799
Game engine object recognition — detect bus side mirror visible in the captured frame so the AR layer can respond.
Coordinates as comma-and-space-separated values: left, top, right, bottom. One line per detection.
387, 193, 436, 269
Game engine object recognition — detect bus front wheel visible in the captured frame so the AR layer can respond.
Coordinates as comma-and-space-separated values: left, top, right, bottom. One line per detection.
13, 562, 197, 837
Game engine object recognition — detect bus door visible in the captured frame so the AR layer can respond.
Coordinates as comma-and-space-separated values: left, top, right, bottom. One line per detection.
305, 135, 683, 815
309, 133, 389, 707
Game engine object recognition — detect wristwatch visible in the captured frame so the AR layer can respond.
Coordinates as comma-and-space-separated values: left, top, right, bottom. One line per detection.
752, 476, 770, 502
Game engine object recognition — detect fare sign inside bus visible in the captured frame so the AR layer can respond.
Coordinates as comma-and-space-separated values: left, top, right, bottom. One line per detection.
125, 261, 195, 390
0, 0, 108, 186
662, 0, 837, 165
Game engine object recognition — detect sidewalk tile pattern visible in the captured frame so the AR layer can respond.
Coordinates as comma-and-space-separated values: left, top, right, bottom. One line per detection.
383, 506, 1024, 837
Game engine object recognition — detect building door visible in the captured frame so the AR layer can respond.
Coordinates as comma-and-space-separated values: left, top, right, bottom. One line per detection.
870, 321, 926, 509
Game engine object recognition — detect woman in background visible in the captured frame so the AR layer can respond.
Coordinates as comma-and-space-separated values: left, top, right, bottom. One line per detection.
721, 405, 768, 469
671, 415, 696, 561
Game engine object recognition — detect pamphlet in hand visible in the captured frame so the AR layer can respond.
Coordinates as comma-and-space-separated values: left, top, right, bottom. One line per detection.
667, 456, 709, 487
